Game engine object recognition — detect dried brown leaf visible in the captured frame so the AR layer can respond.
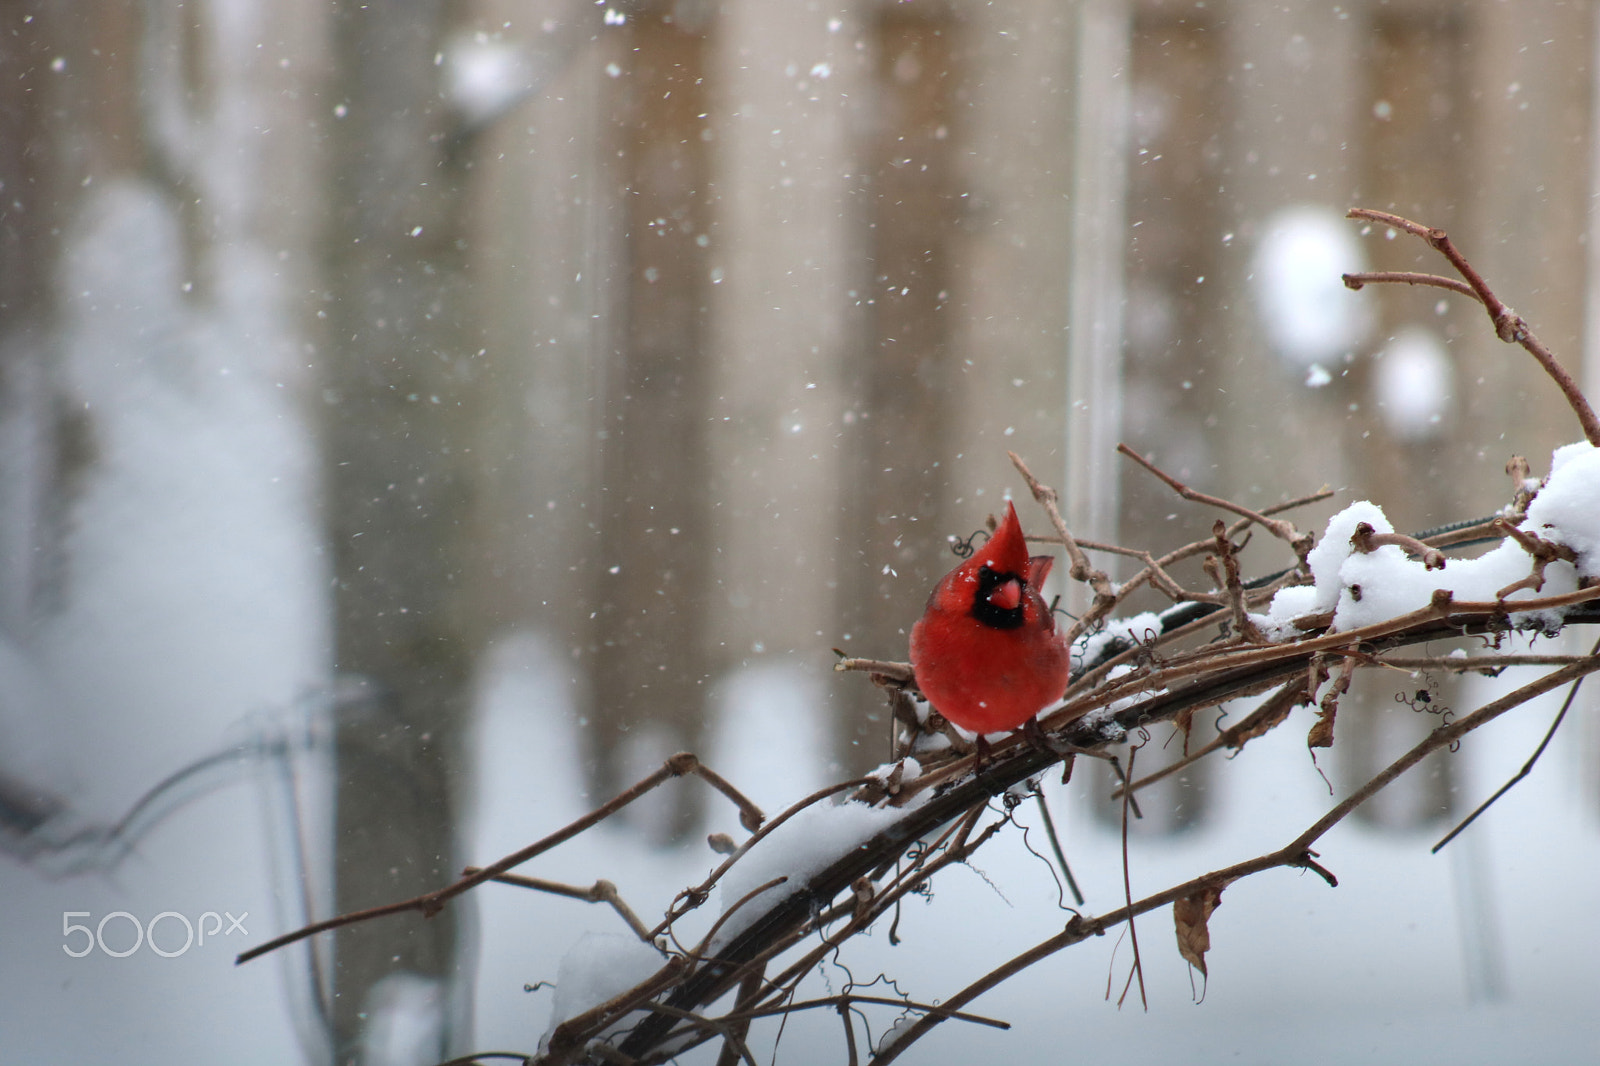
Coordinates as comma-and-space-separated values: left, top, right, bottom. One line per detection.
1308, 657, 1354, 750
1173, 885, 1225, 977
1172, 706, 1197, 755
1221, 682, 1304, 752
1307, 704, 1337, 749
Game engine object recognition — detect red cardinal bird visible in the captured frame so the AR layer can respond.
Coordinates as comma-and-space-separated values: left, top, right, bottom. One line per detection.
909, 501, 1071, 735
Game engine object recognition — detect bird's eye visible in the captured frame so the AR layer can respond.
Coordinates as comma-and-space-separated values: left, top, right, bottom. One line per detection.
970, 567, 1027, 629
986, 574, 1022, 611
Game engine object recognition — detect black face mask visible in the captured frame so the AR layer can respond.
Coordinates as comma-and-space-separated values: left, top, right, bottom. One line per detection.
969, 566, 1026, 630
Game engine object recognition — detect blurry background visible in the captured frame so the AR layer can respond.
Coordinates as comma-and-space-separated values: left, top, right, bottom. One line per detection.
1, 1, 1598, 1063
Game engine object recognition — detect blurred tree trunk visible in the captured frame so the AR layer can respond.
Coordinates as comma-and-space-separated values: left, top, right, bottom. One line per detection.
1088, 7, 1222, 834
0, 2, 75, 646
706, 0, 859, 778
322, 2, 477, 1058
582, 9, 718, 837
835, 7, 964, 768
2, 0, 350, 1051
463, 2, 611, 691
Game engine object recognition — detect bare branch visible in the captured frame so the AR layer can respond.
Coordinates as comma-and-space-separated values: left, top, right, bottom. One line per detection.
833, 656, 916, 685
238, 752, 705, 964
1033, 789, 1085, 907
463, 870, 653, 942
1432, 635, 1600, 852
1378, 653, 1595, 672
1342, 270, 1477, 300
1008, 449, 1118, 643
1346, 207, 1600, 446
1117, 444, 1314, 563
725, 994, 1009, 1030
1209, 520, 1269, 643
1117, 746, 1147, 1011
713, 968, 767, 1066
1350, 522, 1446, 570
688, 758, 767, 833
238, 751, 767, 965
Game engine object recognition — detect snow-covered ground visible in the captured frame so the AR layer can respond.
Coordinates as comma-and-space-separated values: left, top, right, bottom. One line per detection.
0, 181, 329, 1064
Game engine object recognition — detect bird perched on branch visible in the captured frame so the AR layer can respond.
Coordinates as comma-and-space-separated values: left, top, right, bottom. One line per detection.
909, 500, 1071, 736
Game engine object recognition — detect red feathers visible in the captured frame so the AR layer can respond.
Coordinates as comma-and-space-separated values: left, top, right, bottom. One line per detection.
908, 501, 1071, 734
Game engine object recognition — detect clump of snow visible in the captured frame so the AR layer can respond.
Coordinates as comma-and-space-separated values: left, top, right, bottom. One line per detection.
1075, 671, 1136, 742
1253, 443, 1596, 638
907, 728, 953, 756
1074, 610, 1163, 667
876, 1012, 919, 1056
714, 795, 912, 947
540, 932, 668, 1051
1523, 442, 1600, 576
1252, 583, 1321, 642
866, 756, 922, 787
1074, 663, 1166, 738
1086, 714, 1127, 743
1305, 501, 1393, 611
1336, 537, 1569, 630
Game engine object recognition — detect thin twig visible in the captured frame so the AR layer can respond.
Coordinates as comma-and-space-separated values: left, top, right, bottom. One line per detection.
1422, 518, 1514, 550
1112, 680, 1306, 800
1260, 487, 1338, 517
689, 760, 767, 832
714, 967, 767, 1066
1209, 520, 1268, 642
1346, 207, 1600, 446
1033, 790, 1085, 907
840, 1002, 860, 1066
725, 994, 1008, 1029
1432, 634, 1600, 853
1378, 653, 1594, 672
1342, 270, 1477, 300
1116, 745, 1147, 1011
462, 870, 653, 942
1117, 444, 1314, 562
651, 777, 874, 940
238, 752, 706, 964
834, 657, 916, 685
1351, 522, 1446, 570
1009, 449, 1118, 642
